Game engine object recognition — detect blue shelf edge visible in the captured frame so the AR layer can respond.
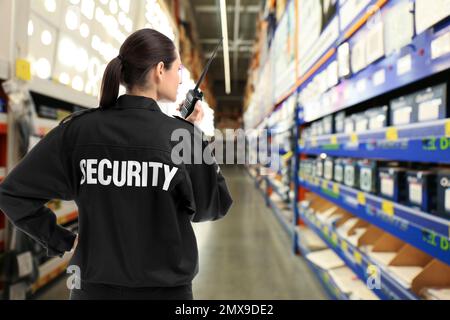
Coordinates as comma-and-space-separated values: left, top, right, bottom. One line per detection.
298, 176, 450, 266
266, 194, 295, 239
299, 119, 450, 164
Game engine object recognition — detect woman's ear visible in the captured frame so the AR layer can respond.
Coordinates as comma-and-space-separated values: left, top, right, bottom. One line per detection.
156, 61, 165, 76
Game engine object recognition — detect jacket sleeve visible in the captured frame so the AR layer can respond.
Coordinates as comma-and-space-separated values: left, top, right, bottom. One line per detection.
185, 129, 233, 223
0, 123, 77, 257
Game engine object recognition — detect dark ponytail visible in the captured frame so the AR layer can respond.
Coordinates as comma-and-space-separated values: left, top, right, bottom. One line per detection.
99, 28, 177, 109
99, 57, 122, 109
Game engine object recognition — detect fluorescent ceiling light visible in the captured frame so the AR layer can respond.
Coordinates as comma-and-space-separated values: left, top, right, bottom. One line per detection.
220, 0, 231, 94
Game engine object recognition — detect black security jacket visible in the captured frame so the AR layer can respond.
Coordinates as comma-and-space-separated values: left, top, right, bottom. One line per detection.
0, 95, 233, 287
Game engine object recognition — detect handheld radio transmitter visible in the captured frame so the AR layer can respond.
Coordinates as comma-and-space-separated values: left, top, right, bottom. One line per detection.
180, 38, 223, 119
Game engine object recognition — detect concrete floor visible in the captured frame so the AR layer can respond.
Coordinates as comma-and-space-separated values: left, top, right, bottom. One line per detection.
36, 166, 326, 300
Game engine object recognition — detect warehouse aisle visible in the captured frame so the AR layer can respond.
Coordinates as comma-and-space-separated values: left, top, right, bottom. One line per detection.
36, 166, 326, 300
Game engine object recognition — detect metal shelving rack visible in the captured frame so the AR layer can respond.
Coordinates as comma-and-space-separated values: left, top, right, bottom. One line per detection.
246, 0, 450, 300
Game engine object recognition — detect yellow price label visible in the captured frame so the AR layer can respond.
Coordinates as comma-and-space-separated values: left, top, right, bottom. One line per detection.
354, 251, 362, 265
386, 127, 398, 141
341, 240, 348, 252
311, 137, 317, 147
333, 183, 340, 195
16, 59, 31, 81
282, 150, 293, 160
322, 225, 329, 235
330, 135, 338, 145
357, 192, 366, 205
382, 200, 395, 217
350, 133, 359, 144
445, 120, 450, 137
299, 138, 305, 148
322, 180, 328, 190
331, 232, 338, 245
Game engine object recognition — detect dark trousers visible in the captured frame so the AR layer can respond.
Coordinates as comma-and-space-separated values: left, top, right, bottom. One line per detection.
70, 281, 193, 300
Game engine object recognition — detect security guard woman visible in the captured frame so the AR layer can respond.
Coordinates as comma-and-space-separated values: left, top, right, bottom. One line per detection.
0, 28, 233, 300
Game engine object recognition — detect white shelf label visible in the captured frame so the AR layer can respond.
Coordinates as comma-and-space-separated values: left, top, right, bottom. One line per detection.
356, 79, 367, 92
397, 54, 412, 76
17, 251, 33, 278
431, 31, 450, 60
373, 69, 386, 87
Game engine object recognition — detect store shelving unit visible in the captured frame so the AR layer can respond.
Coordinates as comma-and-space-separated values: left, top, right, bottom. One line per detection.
245, 0, 450, 300
298, 201, 417, 300
298, 175, 450, 265
299, 119, 450, 163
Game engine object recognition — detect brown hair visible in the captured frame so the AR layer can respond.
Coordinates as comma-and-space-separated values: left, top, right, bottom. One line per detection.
99, 28, 177, 108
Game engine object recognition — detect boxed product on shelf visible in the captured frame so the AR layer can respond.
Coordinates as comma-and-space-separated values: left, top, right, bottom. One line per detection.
413, 83, 448, 123
365, 21, 385, 66
437, 170, 450, 219
334, 111, 345, 133
366, 106, 388, 130
324, 157, 334, 181
344, 159, 359, 188
303, 126, 312, 139
358, 160, 377, 193
311, 159, 317, 178
366, 233, 406, 266
387, 245, 433, 289
344, 116, 355, 134
316, 157, 324, 178
334, 158, 344, 183
323, 115, 334, 135
354, 112, 369, 133
314, 119, 325, 136
406, 170, 436, 213
337, 42, 351, 78
390, 94, 415, 126
378, 167, 407, 202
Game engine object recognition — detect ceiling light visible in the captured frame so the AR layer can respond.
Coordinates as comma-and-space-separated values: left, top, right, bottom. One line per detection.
220, 0, 231, 94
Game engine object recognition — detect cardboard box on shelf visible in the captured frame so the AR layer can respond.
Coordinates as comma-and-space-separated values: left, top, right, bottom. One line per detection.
366, 233, 406, 266
388, 245, 433, 289
412, 260, 450, 300
357, 225, 385, 253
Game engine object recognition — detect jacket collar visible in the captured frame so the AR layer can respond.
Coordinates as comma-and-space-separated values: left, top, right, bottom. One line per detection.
114, 94, 162, 112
